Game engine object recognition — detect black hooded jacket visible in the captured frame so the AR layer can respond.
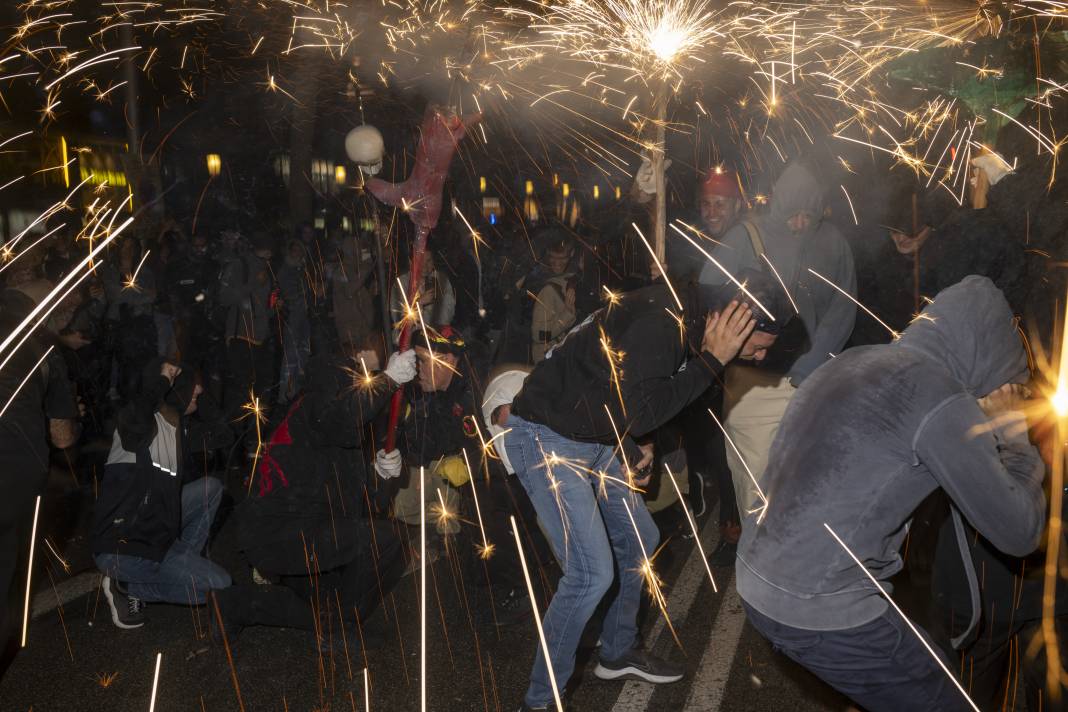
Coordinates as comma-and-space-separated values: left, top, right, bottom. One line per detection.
737, 276, 1045, 632
512, 283, 724, 464
91, 361, 231, 562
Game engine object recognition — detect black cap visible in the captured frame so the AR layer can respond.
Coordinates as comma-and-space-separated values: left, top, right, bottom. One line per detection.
692, 268, 793, 336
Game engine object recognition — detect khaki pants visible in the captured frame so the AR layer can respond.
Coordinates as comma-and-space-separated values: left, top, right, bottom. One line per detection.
392, 462, 461, 535
723, 366, 796, 516
645, 465, 690, 514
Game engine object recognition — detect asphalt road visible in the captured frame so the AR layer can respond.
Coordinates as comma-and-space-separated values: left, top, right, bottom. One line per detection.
1, 486, 862, 712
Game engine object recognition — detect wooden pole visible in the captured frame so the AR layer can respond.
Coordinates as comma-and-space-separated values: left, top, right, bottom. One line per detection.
652, 83, 669, 264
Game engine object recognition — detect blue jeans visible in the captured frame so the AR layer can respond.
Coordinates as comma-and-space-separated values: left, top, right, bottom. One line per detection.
95, 477, 231, 604
505, 415, 659, 708
743, 602, 973, 712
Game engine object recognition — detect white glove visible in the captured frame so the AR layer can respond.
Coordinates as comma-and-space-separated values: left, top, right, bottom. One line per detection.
634, 154, 672, 195
374, 449, 403, 480
383, 349, 417, 385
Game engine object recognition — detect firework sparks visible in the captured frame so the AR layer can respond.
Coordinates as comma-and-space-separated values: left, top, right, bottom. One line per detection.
665, 465, 717, 592
708, 408, 768, 523
20, 495, 41, 647
147, 652, 162, 712
621, 496, 680, 648
0, 345, 55, 419
462, 449, 495, 559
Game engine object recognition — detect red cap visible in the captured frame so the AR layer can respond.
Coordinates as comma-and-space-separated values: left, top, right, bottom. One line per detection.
699, 167, 743, 201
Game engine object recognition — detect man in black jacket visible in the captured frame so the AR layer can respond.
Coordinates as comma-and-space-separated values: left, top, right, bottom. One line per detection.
92, 359, 233, 629
505, 282, 765, 711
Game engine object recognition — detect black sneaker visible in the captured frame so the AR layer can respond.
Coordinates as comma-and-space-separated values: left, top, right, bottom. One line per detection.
594, 648, 684, 684
688, 471, 707, 518
102, 575, 145, 629
707, 539, 737, 567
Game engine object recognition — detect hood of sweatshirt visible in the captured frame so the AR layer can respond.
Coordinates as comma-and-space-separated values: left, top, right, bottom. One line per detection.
895, 275, 1027, 398
768, 163, 825, 236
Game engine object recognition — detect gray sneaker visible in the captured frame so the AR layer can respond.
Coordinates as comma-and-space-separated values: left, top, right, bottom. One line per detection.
102, 575, 145, 629
594, 648, 683, 683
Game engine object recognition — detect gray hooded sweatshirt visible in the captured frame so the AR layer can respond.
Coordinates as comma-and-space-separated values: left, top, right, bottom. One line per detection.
736, 275, 1045, 632
699, 162, 857, 384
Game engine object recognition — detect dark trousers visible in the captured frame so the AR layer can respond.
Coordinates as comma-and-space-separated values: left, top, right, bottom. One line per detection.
223, 338, 276, 449
218, 519, 403, 633
744, 601, 974, 712
473, 472, 552, 590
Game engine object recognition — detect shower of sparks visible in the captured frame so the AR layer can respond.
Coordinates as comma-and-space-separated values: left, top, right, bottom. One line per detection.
20, 495, 41, 647
824, 523, 980, 712
510, 515, 564, 712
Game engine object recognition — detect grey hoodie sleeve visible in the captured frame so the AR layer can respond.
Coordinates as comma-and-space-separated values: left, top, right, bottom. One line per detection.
915, 396, 1046, 557
788, 231, 857, 384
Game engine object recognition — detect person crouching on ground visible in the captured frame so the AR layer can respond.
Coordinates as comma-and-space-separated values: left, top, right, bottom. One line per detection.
92, 359, 234, 629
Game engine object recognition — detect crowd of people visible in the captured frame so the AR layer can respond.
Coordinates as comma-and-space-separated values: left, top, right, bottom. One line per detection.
0, 145, 1064, 712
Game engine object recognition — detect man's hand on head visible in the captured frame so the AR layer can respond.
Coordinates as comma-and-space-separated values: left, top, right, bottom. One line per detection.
703, 301, 756, 365
978, 383, 1031, 418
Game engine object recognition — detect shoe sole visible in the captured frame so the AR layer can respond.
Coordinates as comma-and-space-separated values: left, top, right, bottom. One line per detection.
102, 577, 144, 630
593, 663, 683, 684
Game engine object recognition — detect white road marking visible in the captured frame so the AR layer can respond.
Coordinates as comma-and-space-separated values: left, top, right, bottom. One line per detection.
683, 580, 748, 712
31, 571, 99, 618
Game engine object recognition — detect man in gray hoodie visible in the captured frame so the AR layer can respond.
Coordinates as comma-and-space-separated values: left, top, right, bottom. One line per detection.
736, 276, 1046, 712
699, 161, 856, 558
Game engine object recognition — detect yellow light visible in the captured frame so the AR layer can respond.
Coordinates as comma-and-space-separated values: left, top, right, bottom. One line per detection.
562, 182, 570, 198
615, 186, 622, 200
479, 176, 487, 194
552, 173, 559, 186
525, 180, 534, 196
206, 154, 221, 177
1053, 389, 1068, 418
335, 165, 347, 185
60, 136, 69, 188
593, 185, 600, 200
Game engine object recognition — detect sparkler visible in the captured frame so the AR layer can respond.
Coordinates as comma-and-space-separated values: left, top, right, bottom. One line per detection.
20, 495, 41, 648
824, 522, 980, 712
510, 515, 564, 712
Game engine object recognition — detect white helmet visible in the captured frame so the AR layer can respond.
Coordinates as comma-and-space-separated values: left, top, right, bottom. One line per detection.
344, 124, 385, 176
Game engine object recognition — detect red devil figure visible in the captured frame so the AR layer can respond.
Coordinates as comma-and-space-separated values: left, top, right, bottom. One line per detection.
368, 105, 481, 450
